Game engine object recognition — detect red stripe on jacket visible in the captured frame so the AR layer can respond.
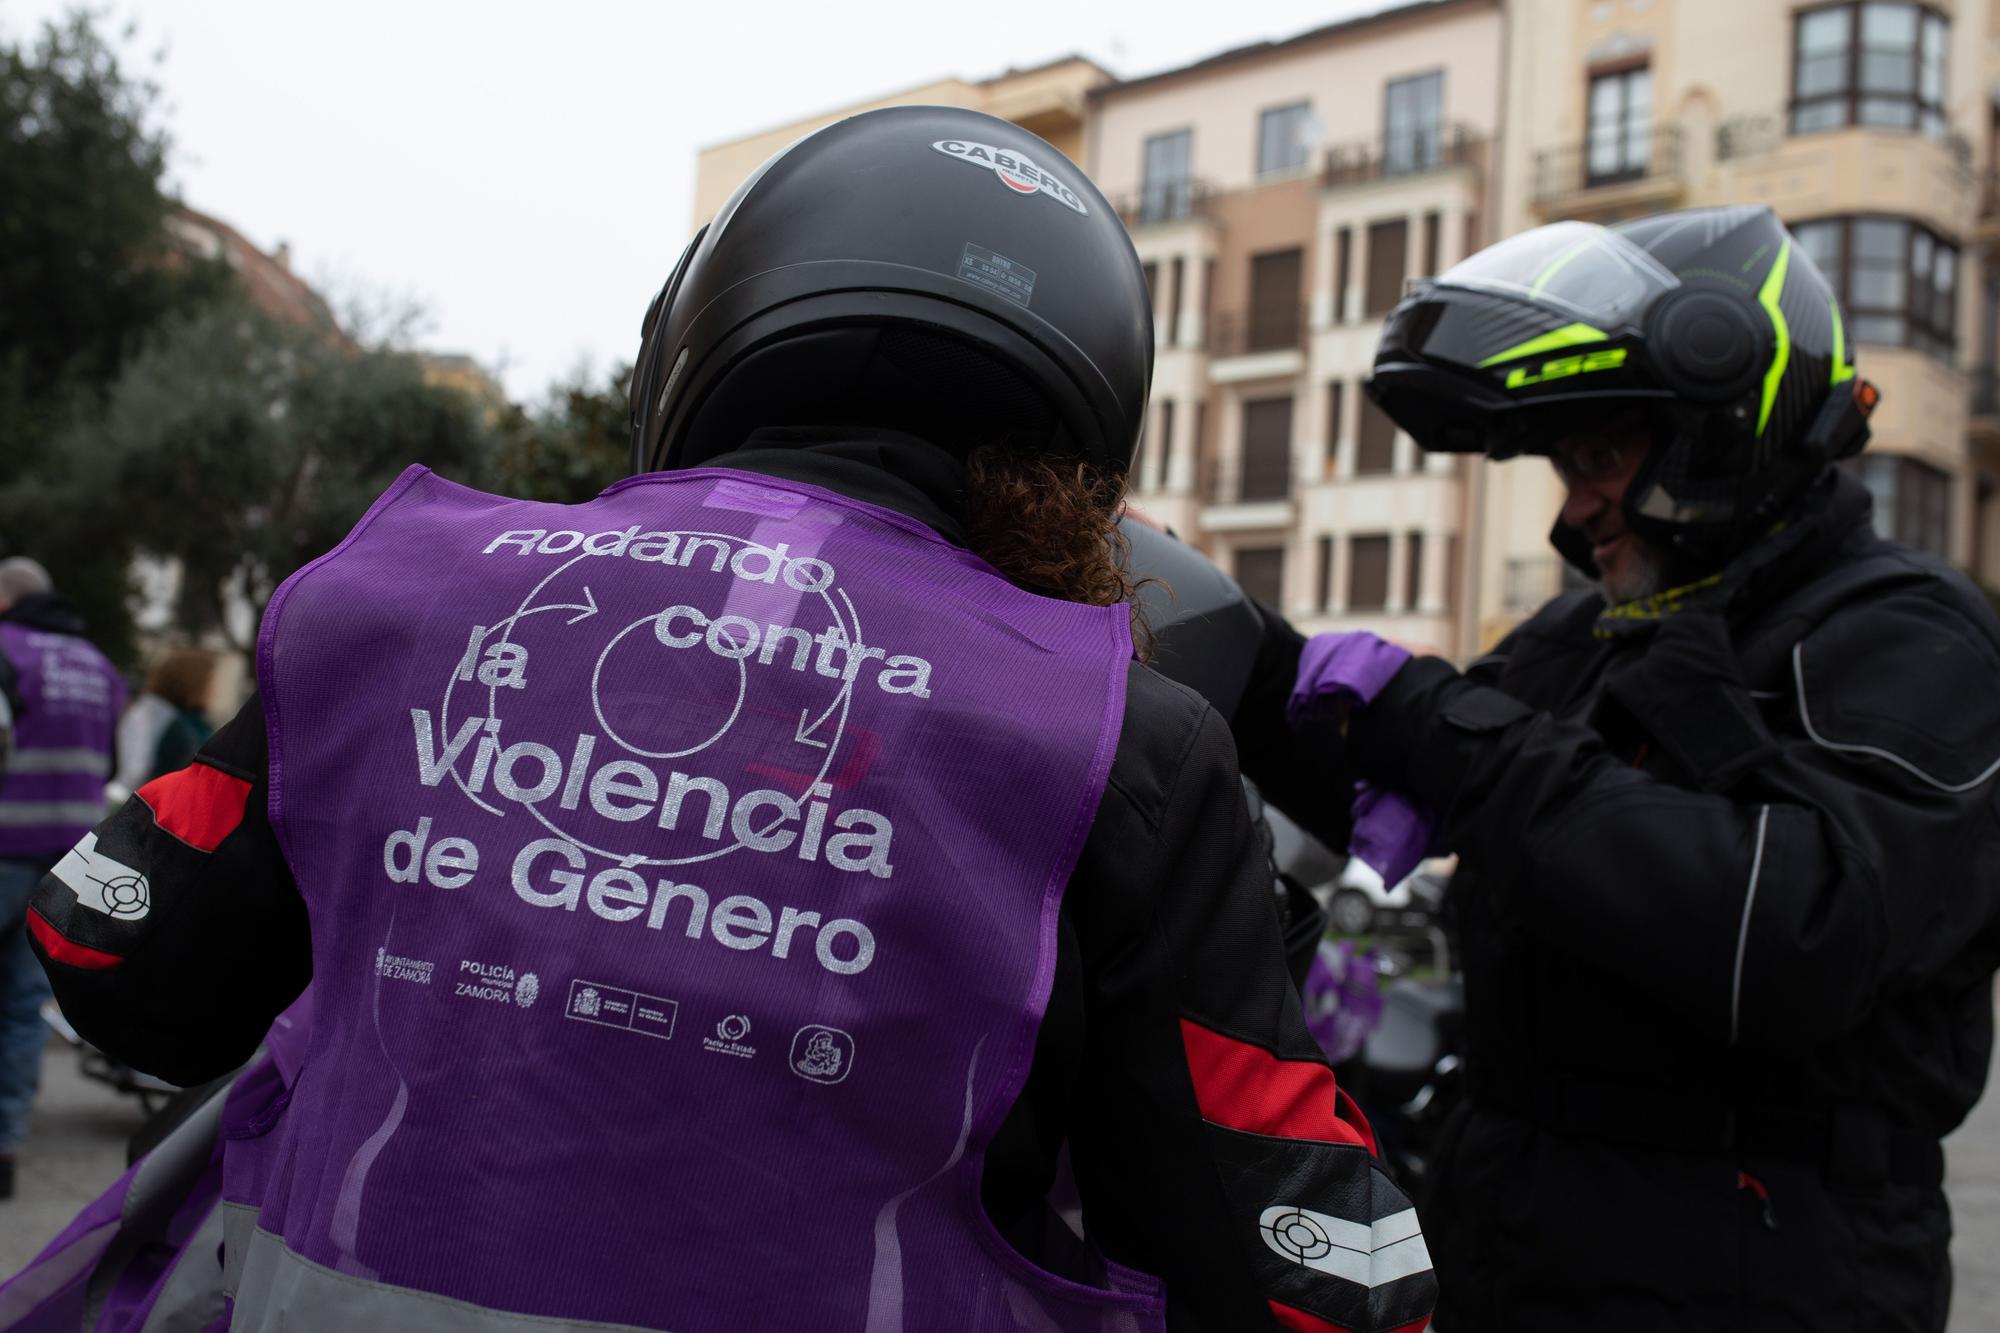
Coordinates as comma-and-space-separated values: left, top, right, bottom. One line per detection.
28, 908, 125, 970
137, 762, 252, 853
1269, 1297, 1429, 1333
1178, 1017, 1376, 1153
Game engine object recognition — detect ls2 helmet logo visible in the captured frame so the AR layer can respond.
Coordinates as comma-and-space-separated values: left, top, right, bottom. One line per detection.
931, 140, 1088, 215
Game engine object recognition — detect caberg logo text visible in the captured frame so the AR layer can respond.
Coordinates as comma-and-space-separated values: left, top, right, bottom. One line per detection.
931, 140, 1088, 215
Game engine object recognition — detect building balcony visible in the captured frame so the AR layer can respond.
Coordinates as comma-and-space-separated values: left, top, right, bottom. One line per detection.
1199, 455, 1295, 532
1207, 304, 1307, 382
1530, 126, 1684, 218
1113, 180, 1221, 231
1714, 114, 1975, 235
1320, 125, 1487, 192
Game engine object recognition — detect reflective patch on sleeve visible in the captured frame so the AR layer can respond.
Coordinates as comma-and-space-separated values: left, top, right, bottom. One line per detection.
27, 907, 124, 970
1203, 1120, 1437, 1333
138, 762, 253, 853
48, 831, 151, 921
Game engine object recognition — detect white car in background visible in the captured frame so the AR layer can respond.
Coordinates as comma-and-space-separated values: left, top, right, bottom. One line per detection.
1325, 855, 1455, 937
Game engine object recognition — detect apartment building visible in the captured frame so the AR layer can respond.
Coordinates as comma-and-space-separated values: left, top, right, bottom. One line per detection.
690, 57, 1112, 227
1483, 0, 1998, 646
1088, 0, 1504, 655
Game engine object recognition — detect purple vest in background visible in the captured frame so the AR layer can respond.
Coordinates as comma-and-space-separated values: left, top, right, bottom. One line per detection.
0, 622, 123, 861
244, 466, 1156, 1331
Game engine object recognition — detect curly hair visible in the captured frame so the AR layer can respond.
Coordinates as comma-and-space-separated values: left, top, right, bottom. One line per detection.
964, 446, 1152, 660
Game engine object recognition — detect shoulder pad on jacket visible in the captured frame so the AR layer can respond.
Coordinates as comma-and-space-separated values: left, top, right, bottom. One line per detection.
1794, 592, 2000, 792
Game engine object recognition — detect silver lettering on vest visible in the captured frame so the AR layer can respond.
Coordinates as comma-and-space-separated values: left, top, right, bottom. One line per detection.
816, 919, 876, 975
512, 838, 585, 908
711, 894, 772, 950
411, 710, 485, 786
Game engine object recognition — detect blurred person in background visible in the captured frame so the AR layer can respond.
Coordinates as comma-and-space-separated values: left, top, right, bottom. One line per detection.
112, 647, 217, 797
22, 109, 1434, 1332
0, 556, 124, 1201
1249, 206, 2000, 1332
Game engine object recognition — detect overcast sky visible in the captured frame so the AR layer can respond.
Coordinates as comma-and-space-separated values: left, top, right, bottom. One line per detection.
7, 0, 1390, 401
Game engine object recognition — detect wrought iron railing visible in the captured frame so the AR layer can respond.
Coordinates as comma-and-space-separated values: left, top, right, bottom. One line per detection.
1207, 303, 1308, 359
1204, 453, 1295, 505
1321, 125, 1486, 189
1531, 126, 1683, 204
1113, 179, 1219, 229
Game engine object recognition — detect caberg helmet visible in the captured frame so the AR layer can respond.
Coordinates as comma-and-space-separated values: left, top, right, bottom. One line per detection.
630, 106, 1153, 475
1368, 205, 1878, 573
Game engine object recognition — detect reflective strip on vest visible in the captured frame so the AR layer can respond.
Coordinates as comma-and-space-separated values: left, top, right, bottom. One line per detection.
220, 1202, 258, 1299
137, 1201, 230, 1333
3, 747, 109, 775
231, 1228, 668, 1332
0, 800, 107, 826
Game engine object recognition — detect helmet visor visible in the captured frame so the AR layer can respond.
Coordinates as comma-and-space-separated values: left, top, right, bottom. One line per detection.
1436, 220, 1679, 331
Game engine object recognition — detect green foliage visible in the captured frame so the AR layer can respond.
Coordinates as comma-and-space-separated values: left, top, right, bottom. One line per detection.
48, 300, 494, 650
0, 11, 225, 476
489, 365, 634, 504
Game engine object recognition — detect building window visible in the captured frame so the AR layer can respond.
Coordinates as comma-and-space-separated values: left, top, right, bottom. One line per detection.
1325, 381, 1345, 476
1316, 535, 1334, 611
1348, 535, 1392, 611
1445, 534, 1460, 613
1193, 399, 1209, 471
1332, 226, 1353, 324
1790, 2, 1948, 137
1356, 394, 1399, 475
1792, 215, 1957, 359
1236, 546, 1287, 608
1155, 399, 1176, 492
1365, 219, 1408, 318
1248, 247, 1304, 350
1406, 532, 1425, 611
1383, 71, 1444, 175
1849, 454, 1951, 555
1258, 102, 1312, 176
1586, 65, 1653, 185
1141, 129, 1194, 223
1421, 211, 1442, 278
1166, 258, 1185, 349
1240, 396, 1294, 501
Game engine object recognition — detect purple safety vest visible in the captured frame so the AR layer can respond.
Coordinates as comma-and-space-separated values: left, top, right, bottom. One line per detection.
0, 622, 123, 861
240, 465, 1160, 1331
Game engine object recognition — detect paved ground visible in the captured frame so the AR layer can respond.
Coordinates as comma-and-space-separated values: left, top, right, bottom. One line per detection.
6, 1030, 2000, 1323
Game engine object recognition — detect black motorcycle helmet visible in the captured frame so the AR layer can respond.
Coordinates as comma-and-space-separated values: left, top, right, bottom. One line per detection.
630, 106, 1154, 475
1368, 205, 1878, 575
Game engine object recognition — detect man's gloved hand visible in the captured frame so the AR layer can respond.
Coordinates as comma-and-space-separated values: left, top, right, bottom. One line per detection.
1350, 782, 1440, 888
1288, 632, 1439, 885
1286, 631, 1413, 726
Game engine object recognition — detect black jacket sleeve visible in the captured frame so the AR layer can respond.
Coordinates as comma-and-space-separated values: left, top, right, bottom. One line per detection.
1347, 594, 2000, 1052
1226, 598, 1356, 853
28, 692, 310, 1084
1061, 664, 1433, 1333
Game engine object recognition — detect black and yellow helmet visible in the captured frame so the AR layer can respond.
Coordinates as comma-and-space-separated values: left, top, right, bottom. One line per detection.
1369, 205, 1876, 568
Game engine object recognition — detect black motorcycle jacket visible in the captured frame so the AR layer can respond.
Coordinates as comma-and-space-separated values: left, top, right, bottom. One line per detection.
1244, 468, 2000, 1331
32, 431, 1433, 1333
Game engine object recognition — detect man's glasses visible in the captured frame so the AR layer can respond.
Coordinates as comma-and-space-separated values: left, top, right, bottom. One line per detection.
1549, 438, 1629, 485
